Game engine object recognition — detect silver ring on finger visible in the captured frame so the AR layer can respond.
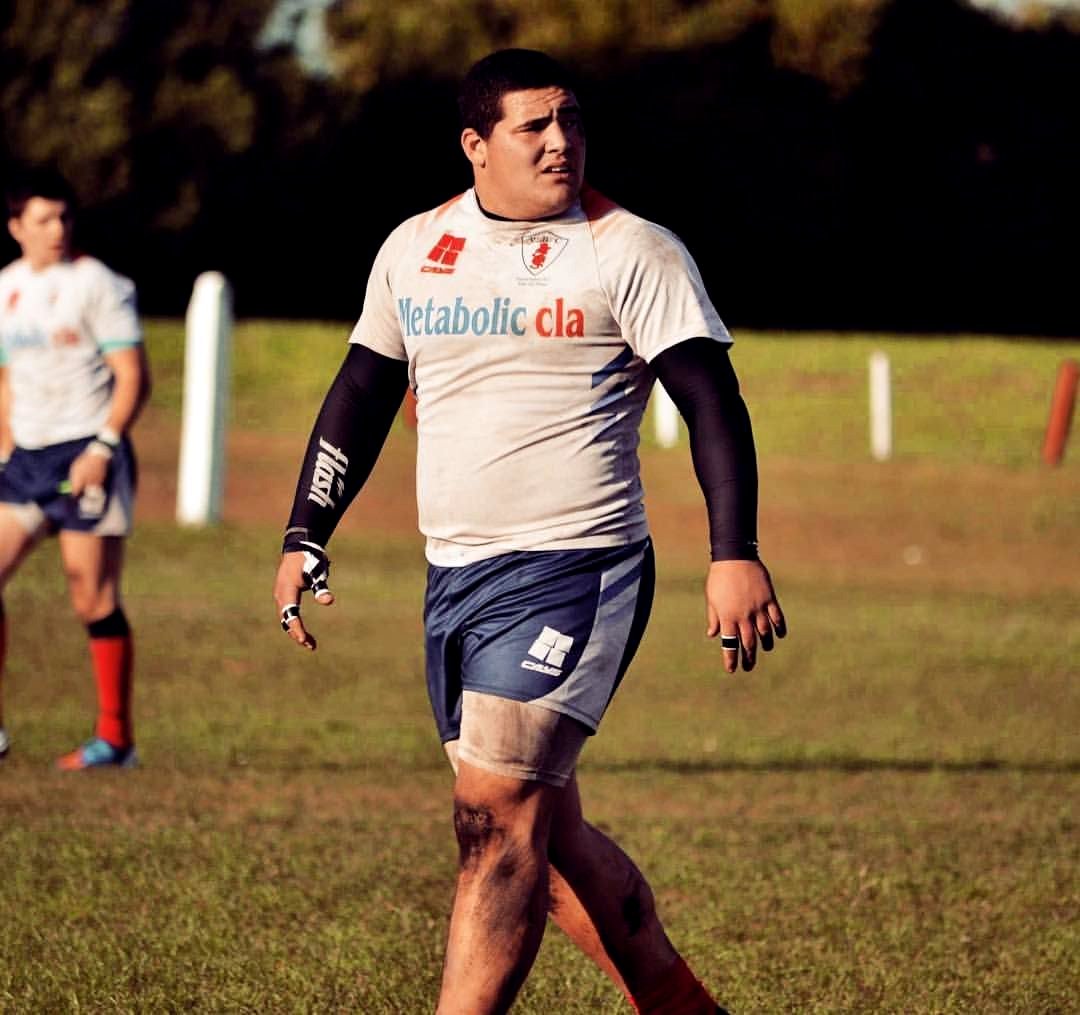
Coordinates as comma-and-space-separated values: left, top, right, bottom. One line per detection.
720, 635, 740, 650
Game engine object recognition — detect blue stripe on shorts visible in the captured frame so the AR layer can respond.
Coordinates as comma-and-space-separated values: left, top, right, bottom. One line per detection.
424, 538, 655, 743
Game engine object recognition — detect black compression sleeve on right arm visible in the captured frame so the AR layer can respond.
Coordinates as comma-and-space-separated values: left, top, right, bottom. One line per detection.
652, 337, 760, 561
284, 343, 409, 548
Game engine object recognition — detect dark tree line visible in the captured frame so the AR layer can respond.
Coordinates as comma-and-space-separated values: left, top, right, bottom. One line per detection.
2, 0, 1077, 334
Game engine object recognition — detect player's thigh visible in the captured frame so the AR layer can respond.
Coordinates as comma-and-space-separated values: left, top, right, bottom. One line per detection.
450, 691, 590, 788
0, 506, 43, 588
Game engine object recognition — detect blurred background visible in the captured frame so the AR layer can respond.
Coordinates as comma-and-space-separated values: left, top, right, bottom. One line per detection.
1, 0, 1078, 335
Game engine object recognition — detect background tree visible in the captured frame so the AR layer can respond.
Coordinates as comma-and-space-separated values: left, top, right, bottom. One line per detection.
1, 0, 1077, 333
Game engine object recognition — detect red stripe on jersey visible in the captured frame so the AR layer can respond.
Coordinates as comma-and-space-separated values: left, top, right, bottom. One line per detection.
433, 192, 466, 219
581, 184, 619, 223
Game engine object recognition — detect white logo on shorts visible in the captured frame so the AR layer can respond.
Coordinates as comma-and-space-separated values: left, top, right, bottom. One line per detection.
521, 626, 574, 677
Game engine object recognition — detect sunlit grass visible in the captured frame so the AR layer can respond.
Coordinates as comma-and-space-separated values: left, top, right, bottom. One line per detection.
143, 319, 1080, 467
0, 327, 1076, 1012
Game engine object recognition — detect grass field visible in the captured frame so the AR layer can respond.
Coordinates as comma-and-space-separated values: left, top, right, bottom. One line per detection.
1, 323, 1077, 1013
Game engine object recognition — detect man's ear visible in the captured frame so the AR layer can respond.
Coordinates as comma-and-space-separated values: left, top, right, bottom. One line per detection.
461, 128, 486, 170
7, 218, 22, 245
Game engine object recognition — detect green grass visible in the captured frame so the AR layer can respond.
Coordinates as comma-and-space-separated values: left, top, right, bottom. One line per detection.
143, 320, 1080, 466
144, 319, 355, 429
1, 325, 1077, 1012
729, 331, 1078, 467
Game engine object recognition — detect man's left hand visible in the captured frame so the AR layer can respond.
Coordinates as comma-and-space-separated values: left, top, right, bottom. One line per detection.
67, 447, 110, 496
273, 542, 334, 652
705, 559, 786, 673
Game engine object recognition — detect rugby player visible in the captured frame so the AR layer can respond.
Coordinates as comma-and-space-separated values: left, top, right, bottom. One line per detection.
0, 168, 150, 769
273, 49, 786, 1014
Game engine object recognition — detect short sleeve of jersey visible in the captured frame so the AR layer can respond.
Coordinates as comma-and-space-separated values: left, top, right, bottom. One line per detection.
347, 222, 412, 361
83, 259, 141, 352
597, 218, 730, 363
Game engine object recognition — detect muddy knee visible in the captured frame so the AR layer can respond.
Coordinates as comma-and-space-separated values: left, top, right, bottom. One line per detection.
453, 799, 505, 870
452, 798, 538, 890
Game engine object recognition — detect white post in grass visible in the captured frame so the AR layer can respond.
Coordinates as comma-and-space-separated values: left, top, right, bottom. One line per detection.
177, 271, 233, 526
869, 350, 892, 461
653, 382, 680, 449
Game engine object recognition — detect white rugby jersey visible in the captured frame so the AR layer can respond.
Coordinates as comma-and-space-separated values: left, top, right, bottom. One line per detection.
351, 186, 731, 566
0, 256, 141, 449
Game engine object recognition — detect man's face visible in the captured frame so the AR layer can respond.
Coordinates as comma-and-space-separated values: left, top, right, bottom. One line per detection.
463, 87, 586, 220
8, 197, 72, 270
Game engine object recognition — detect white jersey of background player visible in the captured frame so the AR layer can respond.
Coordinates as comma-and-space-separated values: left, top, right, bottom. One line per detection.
351, 184, 731, 565
0, 255, 141, 448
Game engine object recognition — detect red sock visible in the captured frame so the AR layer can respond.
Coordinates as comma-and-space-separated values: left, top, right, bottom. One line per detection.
89, 633, 133, 748
631, 956, 718, 1015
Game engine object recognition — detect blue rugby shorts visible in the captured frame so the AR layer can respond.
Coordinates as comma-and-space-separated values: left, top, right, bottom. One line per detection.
424, 538, 655, 744
0, 435, 137, 537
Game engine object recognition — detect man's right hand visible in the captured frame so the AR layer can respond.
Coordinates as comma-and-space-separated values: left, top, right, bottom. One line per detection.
273, 547, 335, 651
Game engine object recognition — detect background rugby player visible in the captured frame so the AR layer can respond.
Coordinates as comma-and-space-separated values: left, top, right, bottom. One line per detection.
0, 168, 150, 769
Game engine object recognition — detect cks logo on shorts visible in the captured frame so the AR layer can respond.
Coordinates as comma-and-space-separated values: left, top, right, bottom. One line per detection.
521, 626, 574, 678
422, 233, 466, 274
521, 230, 568, 276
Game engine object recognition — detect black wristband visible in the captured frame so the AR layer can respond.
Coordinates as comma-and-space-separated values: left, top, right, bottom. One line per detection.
282, 526, 311, 554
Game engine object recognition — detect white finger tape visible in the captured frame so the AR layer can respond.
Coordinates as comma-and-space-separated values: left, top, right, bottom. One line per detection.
280, 604, 301, 631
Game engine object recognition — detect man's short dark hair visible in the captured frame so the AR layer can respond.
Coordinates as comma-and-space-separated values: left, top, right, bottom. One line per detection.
5, 167, 77, 220
458, 49, 578, 139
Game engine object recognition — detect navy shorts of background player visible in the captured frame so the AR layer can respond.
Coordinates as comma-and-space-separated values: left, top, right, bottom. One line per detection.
0, 434, 136, 535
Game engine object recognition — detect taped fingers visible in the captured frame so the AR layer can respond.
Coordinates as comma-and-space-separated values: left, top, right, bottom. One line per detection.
280, 603, 301, 632
305, 553, 332, 602
279, 601, 317, 650
720, 626, 763, 672
286, 539, 333, 603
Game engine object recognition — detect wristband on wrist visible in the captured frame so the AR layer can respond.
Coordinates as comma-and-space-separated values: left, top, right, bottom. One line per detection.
86, 440, 114, 460
86, 426, 122, 461
282, 526, 310, 554
96, 426, 122, 448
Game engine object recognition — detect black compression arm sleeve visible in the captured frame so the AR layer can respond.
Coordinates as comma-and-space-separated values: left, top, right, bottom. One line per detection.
652, 338, 760, 561
284, 344, 409, 548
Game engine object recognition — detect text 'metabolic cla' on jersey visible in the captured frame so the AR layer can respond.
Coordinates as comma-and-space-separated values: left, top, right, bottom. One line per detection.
351, 185, 731, 567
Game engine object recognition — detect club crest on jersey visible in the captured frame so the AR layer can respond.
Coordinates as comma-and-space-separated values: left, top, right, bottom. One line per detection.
5, 290, 18, 311
521, 230, 568, 276
422, 233, 466, 274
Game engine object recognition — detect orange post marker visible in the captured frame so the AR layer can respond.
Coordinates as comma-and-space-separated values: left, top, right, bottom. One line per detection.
1041, 359, 1078, 466
403, 388, 418, 430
